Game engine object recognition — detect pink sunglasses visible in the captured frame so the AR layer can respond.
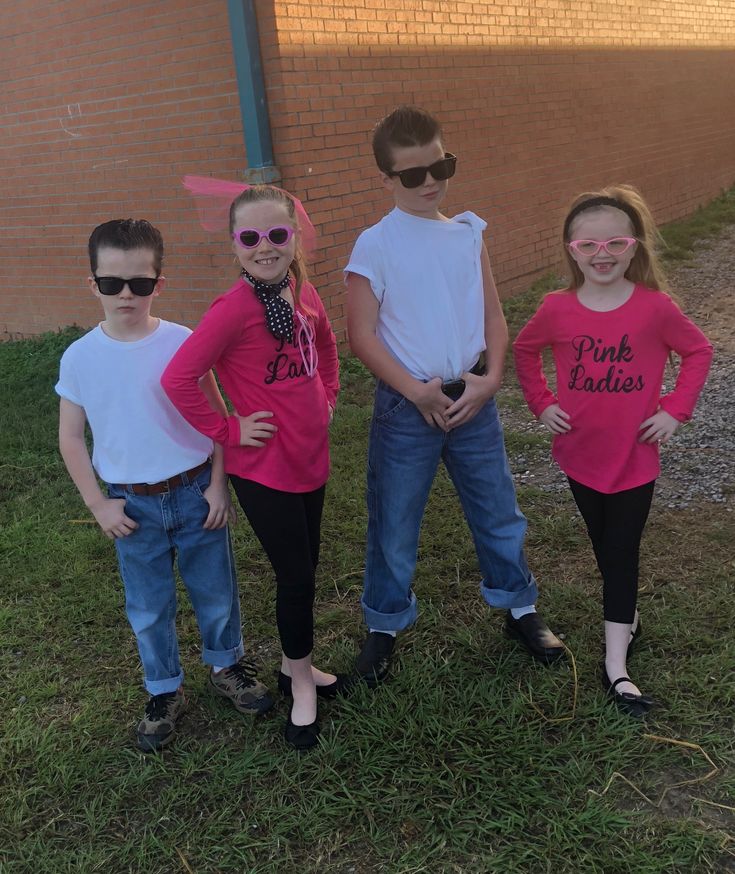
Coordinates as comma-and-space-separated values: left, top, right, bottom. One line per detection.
568, 237, 637, 257
232, 226, 295, 249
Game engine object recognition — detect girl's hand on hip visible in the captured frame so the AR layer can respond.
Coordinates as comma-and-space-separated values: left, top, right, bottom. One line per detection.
90, 497, 138, 540
445, 372, 499, 429
411, 378, 453, 431
638, 409, 680, 443
237, 411, 277, 447
539, 404, 571, 434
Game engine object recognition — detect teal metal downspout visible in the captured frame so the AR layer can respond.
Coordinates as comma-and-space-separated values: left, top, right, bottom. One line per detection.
227, 0, 281, 183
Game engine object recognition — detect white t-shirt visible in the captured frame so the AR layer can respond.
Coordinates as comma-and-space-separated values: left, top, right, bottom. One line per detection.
56, 319, 213, 484
345, 207, 487, 381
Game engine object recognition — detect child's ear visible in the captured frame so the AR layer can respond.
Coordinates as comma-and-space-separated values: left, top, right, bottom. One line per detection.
87, 276, 99, 296
154, 275, 166, 296
380, 172, 395, 193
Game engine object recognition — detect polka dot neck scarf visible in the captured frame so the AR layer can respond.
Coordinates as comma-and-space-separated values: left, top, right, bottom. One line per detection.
242, 269, 293, 343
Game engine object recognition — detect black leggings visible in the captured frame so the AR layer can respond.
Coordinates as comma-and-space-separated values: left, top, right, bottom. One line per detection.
230, 476, 325, 659
568, 478, 655, 624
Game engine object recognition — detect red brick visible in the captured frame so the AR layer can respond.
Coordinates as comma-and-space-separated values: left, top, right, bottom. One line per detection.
2, 1, 735, 338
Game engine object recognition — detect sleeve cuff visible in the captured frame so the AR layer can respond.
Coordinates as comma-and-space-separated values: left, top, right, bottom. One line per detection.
659, 397, 690, 423
226, 415, 241, 446
531, 397, 558, 419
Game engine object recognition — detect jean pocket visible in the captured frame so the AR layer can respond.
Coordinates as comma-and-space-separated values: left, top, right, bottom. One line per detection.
188, 468, 212, 500
374, 385, 407, 423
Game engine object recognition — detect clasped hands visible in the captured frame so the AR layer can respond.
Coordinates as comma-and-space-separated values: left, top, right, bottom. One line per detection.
413, 372, 499, 431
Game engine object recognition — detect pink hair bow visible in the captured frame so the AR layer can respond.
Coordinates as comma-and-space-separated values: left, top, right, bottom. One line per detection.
182, 174, 317, 260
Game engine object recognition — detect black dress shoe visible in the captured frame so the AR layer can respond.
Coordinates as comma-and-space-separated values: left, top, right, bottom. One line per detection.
355, 631, 395, 687
277, 671, 353, 700
601, 666, 656, 718
504, 611, 565, 664
284, 707, 320, 751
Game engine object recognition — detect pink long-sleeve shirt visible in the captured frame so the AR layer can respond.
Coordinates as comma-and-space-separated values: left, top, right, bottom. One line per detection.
513, 285, 713, 493
162, 277, 339, 493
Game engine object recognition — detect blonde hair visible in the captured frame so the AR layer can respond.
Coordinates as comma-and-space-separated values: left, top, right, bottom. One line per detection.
562, 184, 669, 292
229, 185, 310, 309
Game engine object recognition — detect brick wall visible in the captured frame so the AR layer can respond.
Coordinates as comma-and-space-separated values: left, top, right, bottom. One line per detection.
2, 1, 735, 340
0, 0, 250, 337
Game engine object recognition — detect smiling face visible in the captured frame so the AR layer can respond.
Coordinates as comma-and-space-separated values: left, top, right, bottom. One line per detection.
381, 137, 449, 219
567, 207, 638, 289
89, 246, 162, 340
231, 200, 297, 284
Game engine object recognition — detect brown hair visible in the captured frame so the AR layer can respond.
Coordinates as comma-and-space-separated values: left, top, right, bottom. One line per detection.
88, 218, 163, 274
372, 105, 443, 173
562, 184, 669, 292
229, 185, 309, 308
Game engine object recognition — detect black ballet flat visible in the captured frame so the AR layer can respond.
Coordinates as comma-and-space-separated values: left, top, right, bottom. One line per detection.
601, 665, 656, 719
284, 707, 320, 751
277, 670, 353, 700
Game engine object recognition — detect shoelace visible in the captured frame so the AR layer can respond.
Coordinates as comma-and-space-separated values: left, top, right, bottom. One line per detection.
226, 659, 259, 690
145, 691, 177, 720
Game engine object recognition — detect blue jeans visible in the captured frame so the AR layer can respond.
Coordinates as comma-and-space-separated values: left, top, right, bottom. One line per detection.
108, 464, 243, 695
362, 381, 538, 632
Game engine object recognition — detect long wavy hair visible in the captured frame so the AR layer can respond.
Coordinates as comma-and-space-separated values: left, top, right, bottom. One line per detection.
563, 184, 669, 292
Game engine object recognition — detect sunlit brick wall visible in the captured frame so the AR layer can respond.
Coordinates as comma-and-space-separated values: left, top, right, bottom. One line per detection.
261, 0, 735, 340
2, 1, 734, 339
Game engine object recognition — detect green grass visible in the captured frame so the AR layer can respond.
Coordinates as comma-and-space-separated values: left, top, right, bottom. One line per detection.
2, 339, 733, 874
659, 187, 735, 263
2, 190, 735, 872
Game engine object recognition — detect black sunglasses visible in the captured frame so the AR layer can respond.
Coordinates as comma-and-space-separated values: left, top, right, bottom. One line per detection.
94, 276, 159, 296
384, 153, 457, 189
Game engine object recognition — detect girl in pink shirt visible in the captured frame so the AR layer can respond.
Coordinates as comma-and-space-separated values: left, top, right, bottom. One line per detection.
513, 185, 712, 717
162, 181, 343, 750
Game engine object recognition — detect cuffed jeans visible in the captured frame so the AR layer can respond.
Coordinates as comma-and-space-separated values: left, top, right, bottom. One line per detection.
109, 464, 244, 695
362, 381, 538, 632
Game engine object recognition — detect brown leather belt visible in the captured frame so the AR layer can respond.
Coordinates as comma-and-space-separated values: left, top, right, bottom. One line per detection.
125, 460, 210, 496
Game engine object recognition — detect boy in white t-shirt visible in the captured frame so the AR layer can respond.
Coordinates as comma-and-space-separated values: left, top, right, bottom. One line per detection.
56, 219, 272, 751
345, 106, 564, 684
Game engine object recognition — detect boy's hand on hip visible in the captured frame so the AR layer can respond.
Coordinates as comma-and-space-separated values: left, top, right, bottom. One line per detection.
412, 378, 453, 431
638, 408, 680, 444
90, 497, 138, 540
237, 411, 277, 447
202, 478, 235, 530
445, 373, 499, 429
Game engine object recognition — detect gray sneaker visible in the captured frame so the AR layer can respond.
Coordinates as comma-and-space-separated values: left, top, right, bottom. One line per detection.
209, 658, 274, 715
136, 687, 186, 753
